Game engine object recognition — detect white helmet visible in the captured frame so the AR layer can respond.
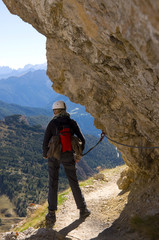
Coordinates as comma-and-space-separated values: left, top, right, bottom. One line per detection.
52, 100, 66, 110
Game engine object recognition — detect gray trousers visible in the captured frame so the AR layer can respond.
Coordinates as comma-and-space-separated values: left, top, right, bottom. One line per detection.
48, 152, 86, 211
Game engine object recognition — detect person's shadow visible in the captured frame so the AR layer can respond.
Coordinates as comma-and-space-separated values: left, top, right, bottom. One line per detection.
58, 218, 85, 236
25, 218, 86, 239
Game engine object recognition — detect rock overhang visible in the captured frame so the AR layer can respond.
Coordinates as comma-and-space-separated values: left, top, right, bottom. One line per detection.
3, 0, 159, 178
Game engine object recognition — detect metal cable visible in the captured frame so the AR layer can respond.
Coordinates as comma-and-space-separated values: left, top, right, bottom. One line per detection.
82, 131, 159, 157
104, 133, 159, 149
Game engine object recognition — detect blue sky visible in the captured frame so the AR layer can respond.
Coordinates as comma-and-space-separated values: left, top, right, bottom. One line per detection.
0, 0, 46, 69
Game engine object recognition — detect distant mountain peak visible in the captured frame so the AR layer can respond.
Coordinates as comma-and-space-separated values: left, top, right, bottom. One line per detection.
0, 63, 47, 79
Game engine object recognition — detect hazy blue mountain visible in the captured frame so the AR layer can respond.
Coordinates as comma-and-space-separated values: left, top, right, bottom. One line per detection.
0, 63, 47, 79
0, 70, 57, 108
0, 69, 100, 135
0, 100, 100, 135
0, 100, 51, 118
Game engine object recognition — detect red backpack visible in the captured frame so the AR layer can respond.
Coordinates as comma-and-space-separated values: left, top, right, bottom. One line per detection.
47, 120, 83, 160
59, 127, 72, 152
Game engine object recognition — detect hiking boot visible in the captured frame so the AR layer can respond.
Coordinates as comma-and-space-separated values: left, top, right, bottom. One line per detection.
80, 208, 91, 219
45, 210, 56, 228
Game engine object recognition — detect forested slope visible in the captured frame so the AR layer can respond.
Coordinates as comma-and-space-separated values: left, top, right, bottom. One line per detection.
0, 115, 123, 216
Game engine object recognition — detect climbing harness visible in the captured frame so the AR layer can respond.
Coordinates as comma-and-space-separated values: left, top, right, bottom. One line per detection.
82, 131, 159, 157
103, 131, 159, 149
82, 132, 105, 156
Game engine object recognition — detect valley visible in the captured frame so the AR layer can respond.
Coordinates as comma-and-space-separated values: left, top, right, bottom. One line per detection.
0, 114, 123, 230
0, 66, 124, 236
0, 195, 23, 233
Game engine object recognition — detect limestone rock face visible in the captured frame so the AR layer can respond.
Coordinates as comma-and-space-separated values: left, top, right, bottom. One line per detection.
3, 0, 159, 216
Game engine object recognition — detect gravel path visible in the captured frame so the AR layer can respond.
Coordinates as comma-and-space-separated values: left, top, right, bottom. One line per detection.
54, 167, 127, 240
1, 166, 129, 240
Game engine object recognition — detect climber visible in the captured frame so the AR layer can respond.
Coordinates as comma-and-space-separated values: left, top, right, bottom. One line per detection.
43, 100, 90, 227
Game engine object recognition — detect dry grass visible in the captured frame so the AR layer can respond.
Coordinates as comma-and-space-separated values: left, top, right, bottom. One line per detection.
14, 190, 70, 232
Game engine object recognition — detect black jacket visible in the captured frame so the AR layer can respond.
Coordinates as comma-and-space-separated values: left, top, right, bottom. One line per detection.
43, 115, 85, 158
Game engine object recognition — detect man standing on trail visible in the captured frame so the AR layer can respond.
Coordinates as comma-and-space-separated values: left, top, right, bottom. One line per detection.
43, 100, 90, 227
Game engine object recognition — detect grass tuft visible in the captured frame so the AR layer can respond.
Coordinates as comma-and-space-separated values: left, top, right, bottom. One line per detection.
14, 190, 70, 232
79, 177, 94, 187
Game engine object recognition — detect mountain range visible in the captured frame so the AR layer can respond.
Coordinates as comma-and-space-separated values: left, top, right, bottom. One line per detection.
0, 67, 100, 135
0, 70, 54, 108
0, 100, 100, 136
0, 65, 123, 219
0, 63, 47, 79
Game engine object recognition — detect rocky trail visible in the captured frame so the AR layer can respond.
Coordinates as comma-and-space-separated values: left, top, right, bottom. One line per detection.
1, 166, 131, 240
54, 166, 128, 240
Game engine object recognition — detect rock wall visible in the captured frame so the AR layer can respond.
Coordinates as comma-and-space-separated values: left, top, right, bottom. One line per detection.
3, 0, 159, 217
